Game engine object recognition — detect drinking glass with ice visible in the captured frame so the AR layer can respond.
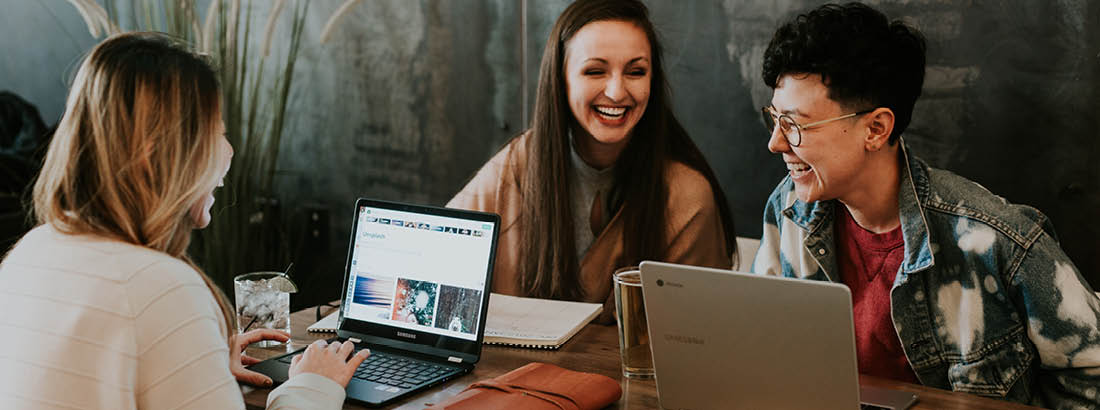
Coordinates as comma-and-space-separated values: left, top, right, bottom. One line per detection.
233, 272, 298, 347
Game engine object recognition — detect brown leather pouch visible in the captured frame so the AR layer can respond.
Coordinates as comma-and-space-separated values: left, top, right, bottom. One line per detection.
427, 362, 622, 410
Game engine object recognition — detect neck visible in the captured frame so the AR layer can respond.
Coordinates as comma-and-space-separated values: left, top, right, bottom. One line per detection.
838, 147, 902, 233
572, 127, 628, 170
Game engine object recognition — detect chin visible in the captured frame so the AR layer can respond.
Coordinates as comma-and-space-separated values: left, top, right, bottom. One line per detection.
190, 200, 215, 229
793, 184, 826, 204
192, 215, 211, 229
590, 131, 630, 145
581, 115, 636, 144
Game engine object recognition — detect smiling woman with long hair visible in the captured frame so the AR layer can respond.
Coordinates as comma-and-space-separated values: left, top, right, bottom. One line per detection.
0, 32, 366, 409
448, 0, 736, 320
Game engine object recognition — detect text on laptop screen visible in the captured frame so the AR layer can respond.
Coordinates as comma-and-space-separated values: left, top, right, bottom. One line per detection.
342, 206, 493, 341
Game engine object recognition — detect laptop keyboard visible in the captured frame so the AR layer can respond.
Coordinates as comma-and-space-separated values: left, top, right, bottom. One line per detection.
354, 350, 460, 389
276, 349, 460, 390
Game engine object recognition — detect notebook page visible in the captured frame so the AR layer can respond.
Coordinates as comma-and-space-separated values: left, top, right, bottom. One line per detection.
307, 310, 339, 333
484, 293, 601, 341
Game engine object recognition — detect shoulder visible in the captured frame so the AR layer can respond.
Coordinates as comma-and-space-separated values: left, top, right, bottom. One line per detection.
472, 133, 529, 184
119, 250, 213, 318
447, 132, 528, 210
0, 225, 216, 352
4, 224, 194, 284
663, 160, 716, 207
923, 165, 1010, 212
921, 164, 1051, 245
485, 134, 528, 175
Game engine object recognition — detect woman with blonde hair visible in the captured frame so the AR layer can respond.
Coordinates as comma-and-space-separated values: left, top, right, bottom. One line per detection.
0, 32, 366, 409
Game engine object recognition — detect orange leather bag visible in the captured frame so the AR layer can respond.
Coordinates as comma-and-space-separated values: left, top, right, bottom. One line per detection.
427, 362, 622, 410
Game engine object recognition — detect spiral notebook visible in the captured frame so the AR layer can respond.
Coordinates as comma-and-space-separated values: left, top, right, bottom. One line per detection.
308, 293, 602, 349
482, 293, 602, 349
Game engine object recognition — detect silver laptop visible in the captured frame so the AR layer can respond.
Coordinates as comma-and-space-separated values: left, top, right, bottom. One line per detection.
639, 261, 918, 410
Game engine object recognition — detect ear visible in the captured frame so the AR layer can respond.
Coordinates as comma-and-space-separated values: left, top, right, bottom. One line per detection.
864, 107, 895, 152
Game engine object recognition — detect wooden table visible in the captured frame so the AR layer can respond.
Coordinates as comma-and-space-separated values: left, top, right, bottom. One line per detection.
243, 305, 1042, 409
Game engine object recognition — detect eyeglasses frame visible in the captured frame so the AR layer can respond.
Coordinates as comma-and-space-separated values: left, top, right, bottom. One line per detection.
762, 106, 875, 147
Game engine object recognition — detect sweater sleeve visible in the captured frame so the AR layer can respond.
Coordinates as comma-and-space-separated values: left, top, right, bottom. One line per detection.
267, 373, 347, 409
662, 162, 731, 270
129, 260, 247, 409
129, 260, 346, 410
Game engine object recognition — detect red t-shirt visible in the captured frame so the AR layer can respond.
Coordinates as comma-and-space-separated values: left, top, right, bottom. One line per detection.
834, 206, 920, 383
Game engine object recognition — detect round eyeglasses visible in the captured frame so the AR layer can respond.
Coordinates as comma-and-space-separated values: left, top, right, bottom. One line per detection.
761, 106, 874, 147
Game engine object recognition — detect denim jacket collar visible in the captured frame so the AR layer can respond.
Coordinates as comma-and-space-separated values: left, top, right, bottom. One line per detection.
781, 138, 936, 276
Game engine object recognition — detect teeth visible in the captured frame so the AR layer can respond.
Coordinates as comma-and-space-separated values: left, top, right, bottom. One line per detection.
595, 106, 626, 117
786, 163, 811, 171
786, 163, 812, 177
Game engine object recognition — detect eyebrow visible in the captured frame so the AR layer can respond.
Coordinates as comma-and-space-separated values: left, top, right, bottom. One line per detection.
582, 57, 651, 65
777, 107, 808, 118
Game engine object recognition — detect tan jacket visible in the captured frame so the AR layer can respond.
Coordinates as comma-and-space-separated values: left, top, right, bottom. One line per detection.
447, 134, 731, 323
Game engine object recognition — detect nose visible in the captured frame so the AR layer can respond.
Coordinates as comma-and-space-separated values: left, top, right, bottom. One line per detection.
766, 124, 789, 154
603, 74, 626, 102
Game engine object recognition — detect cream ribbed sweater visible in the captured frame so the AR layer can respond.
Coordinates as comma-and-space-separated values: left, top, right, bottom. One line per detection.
0, 225, 344, 409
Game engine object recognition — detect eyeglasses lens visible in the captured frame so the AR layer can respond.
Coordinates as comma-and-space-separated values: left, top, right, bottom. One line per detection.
761, 108, 776, 134
779, 116, 799, 146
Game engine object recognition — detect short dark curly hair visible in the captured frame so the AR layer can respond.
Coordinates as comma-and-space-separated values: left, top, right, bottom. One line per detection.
762, 2, 926, 144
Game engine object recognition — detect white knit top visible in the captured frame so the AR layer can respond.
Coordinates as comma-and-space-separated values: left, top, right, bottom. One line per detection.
0, 225, 344, 409
568, 140, 616, 259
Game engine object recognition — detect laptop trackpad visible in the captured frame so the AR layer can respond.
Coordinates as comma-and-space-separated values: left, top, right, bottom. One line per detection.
859, 385, 918, 410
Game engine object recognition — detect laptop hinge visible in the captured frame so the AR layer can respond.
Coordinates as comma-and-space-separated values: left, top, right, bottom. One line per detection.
348, 337, 362, 343
447, 356, 462, 363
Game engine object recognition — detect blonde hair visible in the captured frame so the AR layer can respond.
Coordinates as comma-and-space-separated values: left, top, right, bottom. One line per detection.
33, 32, 237, 342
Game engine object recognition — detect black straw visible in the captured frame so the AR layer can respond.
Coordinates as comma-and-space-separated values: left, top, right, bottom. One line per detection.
242, 316, 258, 332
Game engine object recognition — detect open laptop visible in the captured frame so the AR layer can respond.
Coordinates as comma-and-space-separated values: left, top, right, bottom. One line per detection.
639, 261, 918, 410
249, 198, 499, 407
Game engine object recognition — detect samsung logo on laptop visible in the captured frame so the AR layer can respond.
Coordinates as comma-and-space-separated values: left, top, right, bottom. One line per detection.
665, 334, 705, 345
396, 331, 417, 340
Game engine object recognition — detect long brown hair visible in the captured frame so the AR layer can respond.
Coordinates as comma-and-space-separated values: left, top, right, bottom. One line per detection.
520, 0, 736, 300
33, 32, 237, 342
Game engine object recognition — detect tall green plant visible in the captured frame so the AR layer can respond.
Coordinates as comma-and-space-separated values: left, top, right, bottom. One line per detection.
194, 0, 308, 293
63, 0, 363, 293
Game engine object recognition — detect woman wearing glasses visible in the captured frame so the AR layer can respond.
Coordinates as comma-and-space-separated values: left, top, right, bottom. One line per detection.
0, 33, 367, 409
448, 0, 736, 321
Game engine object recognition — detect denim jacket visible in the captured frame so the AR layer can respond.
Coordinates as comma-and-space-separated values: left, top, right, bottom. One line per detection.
751, 141, 1100, 409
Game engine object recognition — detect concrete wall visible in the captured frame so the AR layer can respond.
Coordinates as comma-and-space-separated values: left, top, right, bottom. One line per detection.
3, 1, 1098, 307
0, 1, 98, 123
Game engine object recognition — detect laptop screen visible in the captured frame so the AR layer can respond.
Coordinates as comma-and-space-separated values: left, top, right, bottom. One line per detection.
341, 203, 495, 342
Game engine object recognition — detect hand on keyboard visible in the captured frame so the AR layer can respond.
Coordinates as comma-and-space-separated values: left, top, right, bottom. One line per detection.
289, 339, 371, 387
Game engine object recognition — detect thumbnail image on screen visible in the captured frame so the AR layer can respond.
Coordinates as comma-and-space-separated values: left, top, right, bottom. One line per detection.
352, 276, 394, 308
434, 286, 482, 334
391, 278, 438, 326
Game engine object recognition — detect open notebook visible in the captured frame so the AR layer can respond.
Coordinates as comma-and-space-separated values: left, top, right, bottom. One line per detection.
309, 293, 601, 350
483, 293, 602, 349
